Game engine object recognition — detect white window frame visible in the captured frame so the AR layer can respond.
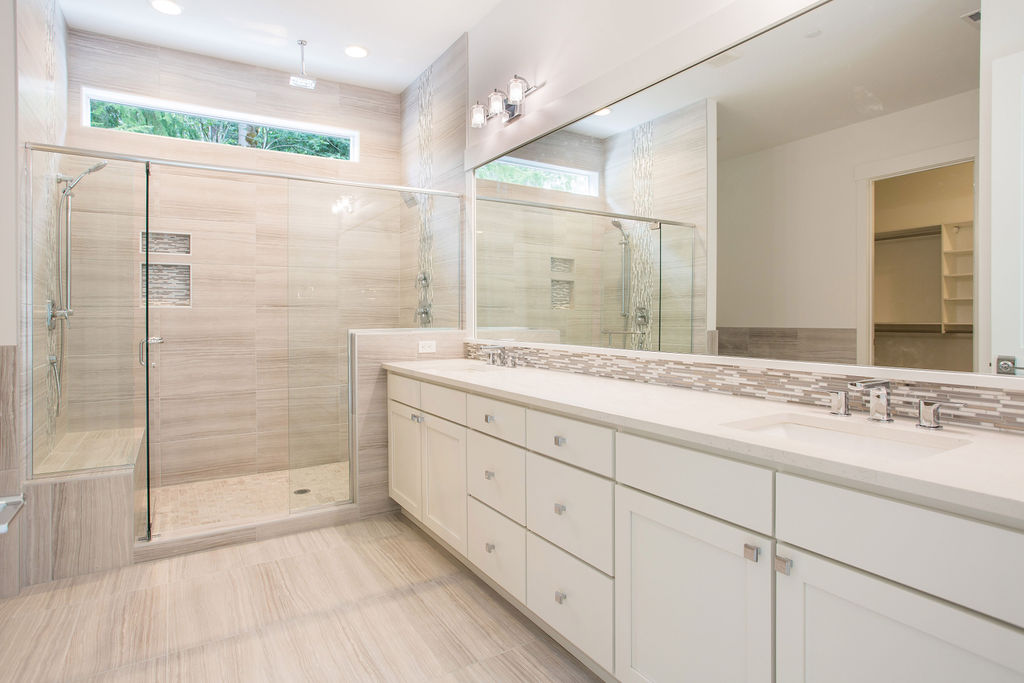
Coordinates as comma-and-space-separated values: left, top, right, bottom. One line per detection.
82, 87, 360, 162
478, 156, 600, 196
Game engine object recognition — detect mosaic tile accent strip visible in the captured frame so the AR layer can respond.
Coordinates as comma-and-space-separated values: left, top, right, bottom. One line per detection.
551, 280, 574, 310
550, 257, 575, 274
465, 342, 1024, 433
142, 263, 191, 307
141, 231, 190, 254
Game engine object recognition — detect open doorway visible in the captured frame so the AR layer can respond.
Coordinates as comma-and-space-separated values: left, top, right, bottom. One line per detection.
872, 161, 974, 371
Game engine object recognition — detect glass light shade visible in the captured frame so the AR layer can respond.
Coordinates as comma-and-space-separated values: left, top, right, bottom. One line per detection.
470, 102, 487, 128
507, 75, 527, 104
488, 89, 506, 116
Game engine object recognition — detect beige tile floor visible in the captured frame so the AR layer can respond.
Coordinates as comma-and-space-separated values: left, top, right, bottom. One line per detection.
151, 462, 351, 536
0, 514, 598, 682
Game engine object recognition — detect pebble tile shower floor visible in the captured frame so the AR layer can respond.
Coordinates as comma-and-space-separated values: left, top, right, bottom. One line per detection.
150, 462, 351, 536
0, 514, 598, 681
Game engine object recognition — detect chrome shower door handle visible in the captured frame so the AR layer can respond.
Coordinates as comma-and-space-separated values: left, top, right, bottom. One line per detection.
139, 337, 164, 366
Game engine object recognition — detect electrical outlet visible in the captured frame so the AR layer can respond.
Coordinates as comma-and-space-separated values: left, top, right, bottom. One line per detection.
418, 340, 437, 353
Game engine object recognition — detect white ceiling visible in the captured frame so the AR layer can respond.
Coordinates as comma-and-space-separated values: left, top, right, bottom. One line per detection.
564, 0, 981, 159
58, 0, 503, 93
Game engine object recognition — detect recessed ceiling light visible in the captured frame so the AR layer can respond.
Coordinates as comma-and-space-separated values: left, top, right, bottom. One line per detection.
345, 45, 369, 59
151, 0, 182, 15
594, 108, 612, 117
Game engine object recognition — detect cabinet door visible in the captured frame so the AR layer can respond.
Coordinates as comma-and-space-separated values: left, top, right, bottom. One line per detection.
615, 485, 772, 683
776, 545, 1024, 683
388, 400, 423, 518
422, 414, 468, 556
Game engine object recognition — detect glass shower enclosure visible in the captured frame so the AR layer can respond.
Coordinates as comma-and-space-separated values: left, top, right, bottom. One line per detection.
475, 196, 697, 352
26, 145, 461, 541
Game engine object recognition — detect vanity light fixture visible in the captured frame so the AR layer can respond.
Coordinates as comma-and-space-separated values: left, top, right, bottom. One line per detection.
470, 102, 487, 129
151, 0, 182, 15
472, 75, 544, 128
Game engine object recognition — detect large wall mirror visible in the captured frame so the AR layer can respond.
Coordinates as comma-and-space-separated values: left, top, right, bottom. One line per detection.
475, 0, 990, 373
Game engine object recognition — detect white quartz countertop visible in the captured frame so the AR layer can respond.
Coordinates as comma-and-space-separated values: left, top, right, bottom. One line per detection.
384, 359, 1024, 530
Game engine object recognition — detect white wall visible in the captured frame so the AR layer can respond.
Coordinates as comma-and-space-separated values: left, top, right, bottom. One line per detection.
0, 0, 16, 346
465, 0, 822, 169
718, 89, 979, 329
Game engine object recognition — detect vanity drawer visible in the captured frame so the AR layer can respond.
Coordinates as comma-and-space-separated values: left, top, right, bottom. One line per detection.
776, 474, 1024, 629
527, 532, 614, 674
468, 431, 526, 524
467, 394, 526, 446
526, 452, 614, 574
616, 432, 773, 535
526, 410, 614, 477
420, 382, 466, 425
387, 373, 419, 408
468, 497, 526, 603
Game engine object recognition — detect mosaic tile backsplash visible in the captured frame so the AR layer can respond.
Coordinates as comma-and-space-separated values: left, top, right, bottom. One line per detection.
465, 342, 1024, 433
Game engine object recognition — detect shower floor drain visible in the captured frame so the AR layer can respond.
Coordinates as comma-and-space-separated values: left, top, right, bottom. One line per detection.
293, 488, 311, 495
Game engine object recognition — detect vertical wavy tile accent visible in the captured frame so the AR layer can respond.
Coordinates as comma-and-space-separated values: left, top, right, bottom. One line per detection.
629, 121, 656, 350
415, 65, 435, 326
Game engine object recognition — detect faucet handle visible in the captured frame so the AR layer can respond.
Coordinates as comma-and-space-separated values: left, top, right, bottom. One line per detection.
917, 400, 966, 430
827, 390, 850, 416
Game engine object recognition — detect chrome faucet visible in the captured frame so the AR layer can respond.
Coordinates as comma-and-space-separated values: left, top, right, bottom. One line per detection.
917, 400, 965, 430
848, 379, 894, 422
478, 345, 517, 367
827, 390, 850, 416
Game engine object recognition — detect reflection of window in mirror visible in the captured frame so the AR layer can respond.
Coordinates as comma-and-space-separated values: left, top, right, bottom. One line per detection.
872, 162, 975, 372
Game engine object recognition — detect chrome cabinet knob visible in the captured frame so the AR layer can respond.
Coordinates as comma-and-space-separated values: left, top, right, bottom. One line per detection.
553, 503, 567, 516
483, 470, 496, 480
774, 555, 793, 576
743, 544, 760, 563
484, 414, 496, 424
554, 590, 567, 604
485, 542, 495, 554
409, 413, 424, 423
553, 435, 567, 447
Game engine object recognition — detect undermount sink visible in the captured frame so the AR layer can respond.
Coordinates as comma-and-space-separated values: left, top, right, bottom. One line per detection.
723, 413, 970, 460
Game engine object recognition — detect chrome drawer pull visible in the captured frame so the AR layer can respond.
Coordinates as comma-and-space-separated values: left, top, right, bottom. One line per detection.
553, 435, 566, 447
774, 556, 793, 576
485, 542, 496, 554
554, 590, 567, 605
483, 470, 496, 480
743, 544, 760, 563
410, 413, 424, 423
553, 503, 567, 516
484, 414, 497, 424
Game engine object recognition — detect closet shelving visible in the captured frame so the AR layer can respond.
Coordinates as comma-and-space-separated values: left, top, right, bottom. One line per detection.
941, 221, 973, 334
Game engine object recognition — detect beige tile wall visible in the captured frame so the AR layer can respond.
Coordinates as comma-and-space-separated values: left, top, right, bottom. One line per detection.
399, 35, 467, 328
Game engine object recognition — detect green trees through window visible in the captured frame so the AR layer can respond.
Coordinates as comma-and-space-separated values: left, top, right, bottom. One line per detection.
475, 158, 596, 195
89, 100, 352, 160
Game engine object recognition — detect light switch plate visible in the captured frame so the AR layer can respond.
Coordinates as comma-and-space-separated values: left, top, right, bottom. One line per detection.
418, 340, 437, 353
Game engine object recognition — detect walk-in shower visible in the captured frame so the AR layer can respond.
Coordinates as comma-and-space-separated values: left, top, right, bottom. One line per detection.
26, 144, 461, 543
475, 196, 696, 352
47, 160, 108, 415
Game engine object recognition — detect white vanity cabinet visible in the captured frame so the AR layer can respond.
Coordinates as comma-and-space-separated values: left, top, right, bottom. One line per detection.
775, 545, 1024, 682
386, 367, 1024, 683
421, 413, 468, 554
387, 399, 423, 517
387, 380, 468, 556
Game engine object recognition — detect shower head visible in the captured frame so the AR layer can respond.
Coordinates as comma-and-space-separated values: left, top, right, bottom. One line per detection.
611, 220, 628, 242
63, 160, 108, 193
